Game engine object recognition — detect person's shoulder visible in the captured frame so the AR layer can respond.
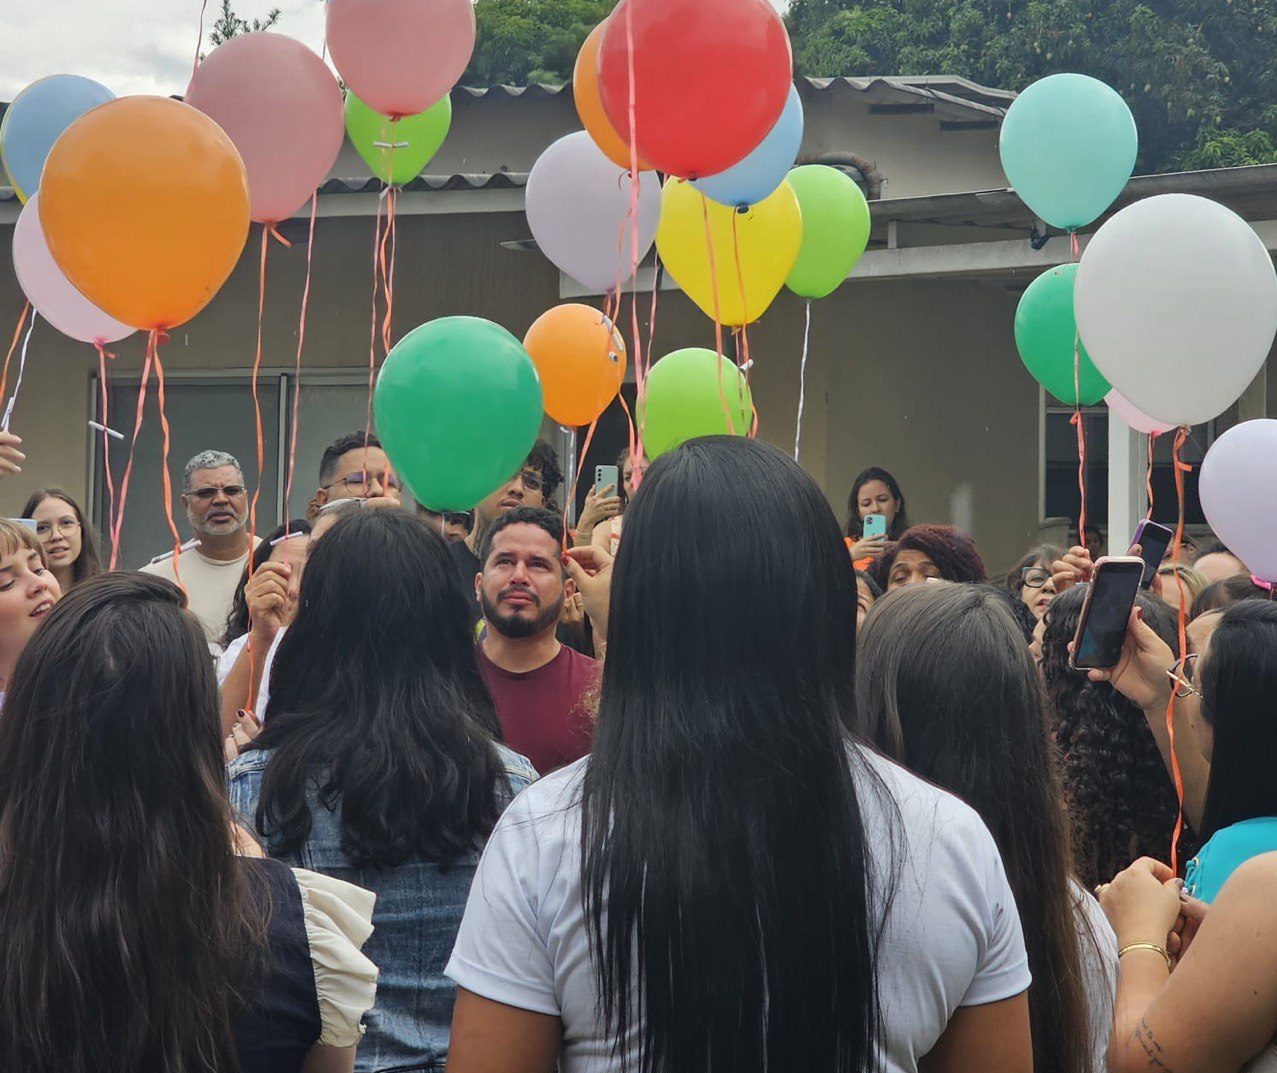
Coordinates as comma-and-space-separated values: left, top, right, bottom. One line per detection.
562, 645, 600, 672
855, 742, 987, 833
228, 746, 271, 782
494, 742, 539, 791
498, 756, 586, 831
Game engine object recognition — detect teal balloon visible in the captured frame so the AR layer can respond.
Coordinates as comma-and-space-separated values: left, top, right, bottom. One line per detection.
639, 348, 754, 458
999, 73, 1137, 230
1014, 264, 1110, 405
345, 91, 451, 186
374, 317, 543, 510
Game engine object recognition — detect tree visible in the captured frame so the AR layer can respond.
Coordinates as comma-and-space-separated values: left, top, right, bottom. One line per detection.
207, 0, 283, 48
463, 0, 612, 86
786, 0, 1277, 172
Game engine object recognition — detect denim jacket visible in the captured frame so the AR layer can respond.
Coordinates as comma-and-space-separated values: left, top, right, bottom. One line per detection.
228, 744, 537, 1073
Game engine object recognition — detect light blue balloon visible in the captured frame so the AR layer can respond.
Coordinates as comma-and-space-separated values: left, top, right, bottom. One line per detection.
999, 73, 1137, 231
0, 75, 114, 202
693, 85, 803, 209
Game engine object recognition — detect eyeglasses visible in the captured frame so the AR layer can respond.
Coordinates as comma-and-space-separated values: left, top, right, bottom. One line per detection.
187, 485, 245, 501
512, 469, 543, 492
328, 471, 402, 493
1166, 653, 1202, 699
443, 511, 473, 527
1021, 567, 1053, 590
34, 519, 81, 539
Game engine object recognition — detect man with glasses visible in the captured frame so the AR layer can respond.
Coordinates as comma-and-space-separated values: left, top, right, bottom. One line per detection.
141, 449, 261, 646
307, 431, 402, 519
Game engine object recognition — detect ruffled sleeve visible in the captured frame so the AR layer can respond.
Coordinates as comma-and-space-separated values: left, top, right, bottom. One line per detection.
292, 867, 379, 1047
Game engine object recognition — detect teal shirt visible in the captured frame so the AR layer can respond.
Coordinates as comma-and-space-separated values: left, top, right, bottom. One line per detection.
1184, 816, 1277, 903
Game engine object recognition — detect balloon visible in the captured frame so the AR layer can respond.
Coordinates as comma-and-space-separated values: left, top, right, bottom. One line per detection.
1105, 390, 1175, 436
692, 86, 803, 209
326, 0, 475, 119
597, 0, 792, 179
639, 348, 754, 458
784, 164, 870, 300
12, 193, 133, 345
345, 91, 451, 186
524, 304, 626, 427
999, 73, 1137, 230
374, 317, 543, 511
186, 33, 343, 224
0, 75, 113, 203
525, 132, 661, 292
1200, 419, 1277, 583
40, 97, 250, 331
656, 178, 801, 327
1075, 193, 1277, 427
573, 21, 649, 172
1013, 264, 1109, 405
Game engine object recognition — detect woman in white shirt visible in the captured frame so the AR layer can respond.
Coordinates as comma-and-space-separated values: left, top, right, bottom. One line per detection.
856, 581, 1118, 1073
445, 436, 1033, 1073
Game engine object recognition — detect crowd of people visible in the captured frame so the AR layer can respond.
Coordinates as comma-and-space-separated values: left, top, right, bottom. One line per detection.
2, 427, 1277, 1073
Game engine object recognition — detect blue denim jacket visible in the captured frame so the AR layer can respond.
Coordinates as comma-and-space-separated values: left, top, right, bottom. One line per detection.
228, 744, 537, 1073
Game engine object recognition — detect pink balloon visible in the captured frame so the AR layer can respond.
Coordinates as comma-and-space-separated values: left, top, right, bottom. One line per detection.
12, 193, 133, 345
186, 33, 343, 224
1105, 389, 1176, 435
326, 0, 475, 118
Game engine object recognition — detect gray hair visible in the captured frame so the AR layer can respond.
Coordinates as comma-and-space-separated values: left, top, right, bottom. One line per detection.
183, 450, 243, 491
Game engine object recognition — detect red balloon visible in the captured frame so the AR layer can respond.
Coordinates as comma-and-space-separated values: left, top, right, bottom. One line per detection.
597, 0, 792, 180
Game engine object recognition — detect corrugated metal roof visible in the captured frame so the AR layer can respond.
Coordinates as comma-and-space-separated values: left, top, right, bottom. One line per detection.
316, 172, 528, 195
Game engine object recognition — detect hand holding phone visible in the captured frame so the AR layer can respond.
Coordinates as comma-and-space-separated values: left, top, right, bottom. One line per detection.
593, 464, 619, 497
1069, 556, 1146, 671
862, 514, 888, 540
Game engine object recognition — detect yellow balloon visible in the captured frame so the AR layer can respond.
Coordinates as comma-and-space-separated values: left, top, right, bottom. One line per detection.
656, 177, 801, 327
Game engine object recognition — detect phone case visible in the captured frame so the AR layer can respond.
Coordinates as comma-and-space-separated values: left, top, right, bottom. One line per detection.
1068, 556, 1145, 672
863, 514, 888, 539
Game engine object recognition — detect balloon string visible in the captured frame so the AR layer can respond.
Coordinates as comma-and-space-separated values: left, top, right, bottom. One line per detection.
365, 188, 386, 450
378, 184, 397, 357
1165, 425, 1192, 874
284, 193, 318, 537
111, 342, 153, 569
248, 226, 269, 571
1070, 325, 1085, 543
795, 299, 812, 461
267, 225, 292, 248
729, 211, 758, 438
623, 0, 648, 493
1069, 229, 1080, 262
563, 418, 601, 554
0, 302, 31, 406
95, 343, 118, 565
151, 335, 185, 594
1, 312, 36, 433
1145, 431, 1158, 521
192, 0, 209, 78
698, 190, 734, 436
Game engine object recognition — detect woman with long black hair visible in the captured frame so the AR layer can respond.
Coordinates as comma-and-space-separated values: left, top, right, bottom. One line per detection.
445, 437, 1031, 1073
230, 508, 535, 1072
857, 582, 1116, 1073
0, 572, 376, 1073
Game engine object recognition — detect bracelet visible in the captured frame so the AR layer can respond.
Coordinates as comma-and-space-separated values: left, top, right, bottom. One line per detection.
1118, 942, 1172, 971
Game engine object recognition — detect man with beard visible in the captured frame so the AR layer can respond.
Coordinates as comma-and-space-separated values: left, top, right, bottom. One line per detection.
474, 506, 597, 773
142, 449, 261, 646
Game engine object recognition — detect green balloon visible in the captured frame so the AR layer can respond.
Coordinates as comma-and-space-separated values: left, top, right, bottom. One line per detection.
374, 317, 543, 510
639, 348, 754, 459
345, 91, 451, 186
784, 164, 871, 300
1014, 263, 1110, 405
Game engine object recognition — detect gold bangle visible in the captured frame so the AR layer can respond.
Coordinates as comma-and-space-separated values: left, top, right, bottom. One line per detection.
1118, 942, 1172, 971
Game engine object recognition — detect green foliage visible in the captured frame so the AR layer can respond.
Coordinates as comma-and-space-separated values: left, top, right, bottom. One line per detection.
787, 0, 1277, 172
207, 0, 281, 47
463, 0, 613, 87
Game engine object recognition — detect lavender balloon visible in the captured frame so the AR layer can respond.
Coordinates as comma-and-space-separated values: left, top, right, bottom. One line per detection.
1199, 419, 1277, 583
12, 193, 133, 345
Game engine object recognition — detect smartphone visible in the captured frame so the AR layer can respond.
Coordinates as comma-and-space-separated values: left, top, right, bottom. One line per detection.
1069, 556, 1145, 671
593, 464, 619, 496
862, 514, 888, 539
1131, 519, 1174, 590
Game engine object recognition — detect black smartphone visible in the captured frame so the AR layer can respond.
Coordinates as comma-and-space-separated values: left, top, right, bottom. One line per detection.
1069, 556, 1145, 671
1131, 519, 1175, 590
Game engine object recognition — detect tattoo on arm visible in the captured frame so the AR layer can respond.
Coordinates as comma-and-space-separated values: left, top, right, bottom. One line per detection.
1134, 1017, 1176, 1072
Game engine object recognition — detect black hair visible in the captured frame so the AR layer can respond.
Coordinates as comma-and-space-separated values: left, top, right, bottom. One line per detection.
854, 569, 882, 600
867, 524, 987, 591
844, 466, 908, 540
1041, 586, 1192, 887
582, 436, 884, 1073
318, 431, 383, 484
252, 509, 507, 868
221, 519, 311, 648
1191, 574, 1271, 619
525, 439, 564, 505
856, 582, 1092, 1073
1198, 600, 1277, 839
478, 505, 563, 567
1195, 539, 1237, 559
20, 487, 102, 586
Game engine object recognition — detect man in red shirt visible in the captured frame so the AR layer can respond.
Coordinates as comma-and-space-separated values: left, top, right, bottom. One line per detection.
474, 506, 598, 774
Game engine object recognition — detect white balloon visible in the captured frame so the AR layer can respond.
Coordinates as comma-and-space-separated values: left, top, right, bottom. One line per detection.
525, 131, 662, 293
1199, 419, 1277, 583
1075, 193, 1277, 427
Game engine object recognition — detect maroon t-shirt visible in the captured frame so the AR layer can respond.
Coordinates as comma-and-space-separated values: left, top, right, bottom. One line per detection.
476, 644, 598, 775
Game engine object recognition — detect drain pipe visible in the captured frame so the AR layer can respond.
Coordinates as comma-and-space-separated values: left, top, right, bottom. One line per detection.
801, 151, 885, 200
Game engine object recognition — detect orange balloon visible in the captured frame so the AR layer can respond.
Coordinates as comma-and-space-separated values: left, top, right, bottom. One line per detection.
524, 304, 627, 427
573, 22, 650, 173
40, 96, 250, 331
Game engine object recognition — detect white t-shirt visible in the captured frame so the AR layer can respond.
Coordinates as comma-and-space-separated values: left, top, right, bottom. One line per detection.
1072, 881, 1118, 1073
216, 628, 284, 719
140, 539, 260, 644
446, 746, 1032, 1073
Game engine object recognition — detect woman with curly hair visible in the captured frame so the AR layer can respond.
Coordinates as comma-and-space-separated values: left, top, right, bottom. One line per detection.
867, 523, 987, 593
1040, 586, 1193, 890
